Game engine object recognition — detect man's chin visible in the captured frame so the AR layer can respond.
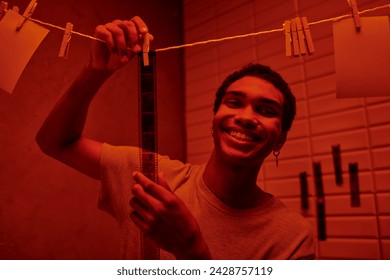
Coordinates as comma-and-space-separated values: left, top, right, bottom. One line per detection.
218, 149, 263, 167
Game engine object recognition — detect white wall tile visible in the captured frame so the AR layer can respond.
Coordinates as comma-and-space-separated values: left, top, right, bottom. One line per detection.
326, 216, 378, 238
309, 93, 363, 117
374, 171, 390, 192
381, 239, 390, 259
280, 138, 311, 159
186, 122, 211, 141
312, 151, 371, 175
367, 101, 390, 126
379, 216, 390, 238
289, 82, 307, 101
306, 74, 336, 97
370, 125, 390, 148
311, 129, 369, 155
322, 172, 374, 195
319, 238, 380, 259
377, 193, 390, 214
186, 91, 215, 112
185, 46, 219, 70
372, 148, 390, 170
287, 119, 309, 139
325, 194, 376, 216
310, 109, 366, 136
186, 108, 214, 126
187, 137, 213, 157
305, 55, 335, 80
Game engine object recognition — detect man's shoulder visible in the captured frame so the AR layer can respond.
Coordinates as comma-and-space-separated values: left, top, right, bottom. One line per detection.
267, 196, 313, 232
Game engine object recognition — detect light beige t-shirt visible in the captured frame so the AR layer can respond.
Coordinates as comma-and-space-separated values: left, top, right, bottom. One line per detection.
99, 143, 315, 259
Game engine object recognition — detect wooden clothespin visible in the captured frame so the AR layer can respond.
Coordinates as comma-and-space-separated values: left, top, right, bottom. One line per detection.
284, 20, 292, 57
16, 0, 37, 31
0, 1, 8, 20
142, 33, 152, 66
290, 19, 300, 56
347, 0, 361, 31
295, 17, 307, 55
12, 6, 19, 13
301, 17, 315, 55
59, 22, 73, 58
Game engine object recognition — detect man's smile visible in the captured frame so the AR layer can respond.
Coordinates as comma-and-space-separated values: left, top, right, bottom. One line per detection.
222, 128, 262, 143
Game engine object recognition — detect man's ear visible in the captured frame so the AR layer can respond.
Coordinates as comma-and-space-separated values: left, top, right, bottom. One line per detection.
274, 131, 287, 151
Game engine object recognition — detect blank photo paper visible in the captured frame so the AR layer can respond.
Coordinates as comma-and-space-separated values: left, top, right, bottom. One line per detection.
333, 16, 390, 98
0, 10, 49, 94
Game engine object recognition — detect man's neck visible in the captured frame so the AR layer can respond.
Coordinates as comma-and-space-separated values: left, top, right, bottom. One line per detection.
202, 149, 269, 209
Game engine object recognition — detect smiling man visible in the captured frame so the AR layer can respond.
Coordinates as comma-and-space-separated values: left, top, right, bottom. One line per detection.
36, 17, 315, 260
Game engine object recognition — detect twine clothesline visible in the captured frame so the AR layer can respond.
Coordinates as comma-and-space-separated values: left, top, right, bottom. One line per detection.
27, 4, 390, 53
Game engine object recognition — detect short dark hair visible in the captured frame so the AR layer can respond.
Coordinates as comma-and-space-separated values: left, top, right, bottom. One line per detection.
213, 63, 296, 131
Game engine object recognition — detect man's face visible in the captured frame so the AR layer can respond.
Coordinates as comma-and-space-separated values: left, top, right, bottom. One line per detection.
212, 76, 286, 166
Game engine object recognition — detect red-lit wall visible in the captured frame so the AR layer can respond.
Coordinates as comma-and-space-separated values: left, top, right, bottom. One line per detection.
0, 0, 184, 259
183, 0, 390, 259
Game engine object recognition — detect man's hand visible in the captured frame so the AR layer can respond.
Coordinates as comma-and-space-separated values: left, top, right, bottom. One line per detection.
90, 16, 153, 71
130, 171, 211, 259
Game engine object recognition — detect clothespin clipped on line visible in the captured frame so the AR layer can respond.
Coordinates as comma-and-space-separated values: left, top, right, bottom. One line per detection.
16, 0, 37, 31
142, 33, 152, 66
301, 17, 315, 54
295, 17, 307, 55
290, 19, 300, 56
347, 0, 361, 31
284, 17, 315, 57
59, 22, 73, 58
11, 5, 19, 13
0, 1, 8, 20
283, 20, 292, 57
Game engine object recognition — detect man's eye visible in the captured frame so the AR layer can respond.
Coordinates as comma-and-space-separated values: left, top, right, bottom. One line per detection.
224, 99, 242, 107
257, 107, 278, 117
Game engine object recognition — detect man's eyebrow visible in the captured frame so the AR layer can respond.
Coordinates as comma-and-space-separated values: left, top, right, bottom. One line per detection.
224, 90, 244, 97
257, 97, 283, 109
225, 90, 282, 109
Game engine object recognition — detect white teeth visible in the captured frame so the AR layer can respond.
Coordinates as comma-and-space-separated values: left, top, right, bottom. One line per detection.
229, 130, 254, 141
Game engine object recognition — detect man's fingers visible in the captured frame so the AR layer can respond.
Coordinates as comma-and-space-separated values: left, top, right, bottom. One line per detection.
132, 171, 172, 199
105, 22, 128, 55
94, 24, 115, 51
95, 19, 147, 56
131, 183, 161, 211
129, 197, 152, 220
113, 20, 141, 51
130, 16, 149, 34
129, 210, 150, 233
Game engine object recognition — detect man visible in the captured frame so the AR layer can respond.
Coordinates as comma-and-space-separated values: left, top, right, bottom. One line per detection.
36, 17, 315, 259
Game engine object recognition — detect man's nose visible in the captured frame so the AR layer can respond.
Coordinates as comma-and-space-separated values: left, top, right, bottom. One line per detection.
234, 108, 259, 129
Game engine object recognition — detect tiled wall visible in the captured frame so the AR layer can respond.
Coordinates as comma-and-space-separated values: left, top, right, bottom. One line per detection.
183, 0, 390, 259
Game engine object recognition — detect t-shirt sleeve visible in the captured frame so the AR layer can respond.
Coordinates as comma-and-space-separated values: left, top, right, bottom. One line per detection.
266, 198, 316, 260
287, 215, 316, 260
98, 143, 191, 221
290, 227, 316, 259
99, 143, 140, 221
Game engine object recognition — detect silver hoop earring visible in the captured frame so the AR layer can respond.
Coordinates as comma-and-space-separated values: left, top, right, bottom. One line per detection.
273, 150, 280, 167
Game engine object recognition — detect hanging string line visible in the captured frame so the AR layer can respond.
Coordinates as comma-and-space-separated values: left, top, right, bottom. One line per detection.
155, 4, 389, 52
27, 4, 389, 52
29, 17, 106, 43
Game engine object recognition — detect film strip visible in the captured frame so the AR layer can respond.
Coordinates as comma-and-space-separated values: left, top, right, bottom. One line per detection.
313, 162, 326, 241
138, 51, 160, 259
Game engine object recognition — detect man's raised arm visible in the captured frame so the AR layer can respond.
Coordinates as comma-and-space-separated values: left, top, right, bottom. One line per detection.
36, 17, 151, 180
